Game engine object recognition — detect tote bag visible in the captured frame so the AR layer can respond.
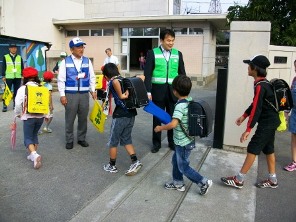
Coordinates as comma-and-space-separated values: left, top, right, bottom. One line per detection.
89, 100, 107, 133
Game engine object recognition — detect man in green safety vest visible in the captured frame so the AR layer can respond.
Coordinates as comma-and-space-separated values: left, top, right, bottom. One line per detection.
144, 29, 186, 153
1, 43, 24, 112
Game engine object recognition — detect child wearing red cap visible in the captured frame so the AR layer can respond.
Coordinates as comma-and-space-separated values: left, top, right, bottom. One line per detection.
14, 67, 50, 169
39, 71, 54, 133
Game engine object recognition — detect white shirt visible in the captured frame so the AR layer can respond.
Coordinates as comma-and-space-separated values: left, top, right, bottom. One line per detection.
57, 55, 96, 97
103, 55, 119, 66
160, 46, 171, 61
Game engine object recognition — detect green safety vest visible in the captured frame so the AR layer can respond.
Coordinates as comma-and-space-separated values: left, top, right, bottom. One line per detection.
4, 54, 22, 79
151, 47, 179, 84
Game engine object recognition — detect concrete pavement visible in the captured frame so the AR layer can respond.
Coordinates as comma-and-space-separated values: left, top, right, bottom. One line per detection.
0, 79, 295, 222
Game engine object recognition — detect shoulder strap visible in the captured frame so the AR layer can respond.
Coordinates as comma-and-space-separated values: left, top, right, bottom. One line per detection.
176, 99, 194, 140
255, 80, 278, 112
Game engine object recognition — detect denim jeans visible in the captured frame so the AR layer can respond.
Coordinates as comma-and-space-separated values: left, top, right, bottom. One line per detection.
23, 118, 44, 148
172, 143, 204, 186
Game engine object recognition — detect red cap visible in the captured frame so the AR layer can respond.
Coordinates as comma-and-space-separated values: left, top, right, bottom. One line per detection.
22, 67, 38, 78
43, 71, 54, 80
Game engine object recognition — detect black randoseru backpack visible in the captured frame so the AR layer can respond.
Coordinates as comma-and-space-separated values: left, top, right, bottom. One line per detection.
179, 99, 213, 138
270, 78, 293, 111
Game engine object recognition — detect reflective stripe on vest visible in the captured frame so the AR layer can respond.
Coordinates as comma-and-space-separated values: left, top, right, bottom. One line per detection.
4, 54, 22, 79
65, 56, 90, 93
151, 48, 179, 84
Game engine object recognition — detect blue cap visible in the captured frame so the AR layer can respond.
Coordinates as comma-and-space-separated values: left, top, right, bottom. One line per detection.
69, 37, 86, 48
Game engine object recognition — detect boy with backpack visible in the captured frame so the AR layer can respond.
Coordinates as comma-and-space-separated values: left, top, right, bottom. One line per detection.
221, 55, 280, 189
102, 63, 142, 176
154, 75, 212, 195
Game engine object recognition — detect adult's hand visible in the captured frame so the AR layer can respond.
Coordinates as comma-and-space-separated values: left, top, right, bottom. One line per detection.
90, 91, 97, 100
60, 96, 67, 106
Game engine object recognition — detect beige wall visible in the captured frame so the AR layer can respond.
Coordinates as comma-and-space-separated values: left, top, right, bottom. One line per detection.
174, 36, 203, 77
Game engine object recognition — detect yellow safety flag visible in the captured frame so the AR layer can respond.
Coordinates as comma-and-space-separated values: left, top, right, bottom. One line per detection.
89, 100, 107, 133
2, 83, 13, 106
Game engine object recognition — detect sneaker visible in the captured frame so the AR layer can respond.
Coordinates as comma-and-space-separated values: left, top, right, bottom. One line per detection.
27, 154, 33, 161
200, 179, 213, 195
221, 176, 244, 189
33, 154, 42, 169
125, 160, 142, 176
256, 179, 278, 188
2, 106, 7, 112
43, 127, 52, 133
284, 161, 296, 172
164, 182, 186, 192
38, 130, 43, 135
103, 163, 118, 173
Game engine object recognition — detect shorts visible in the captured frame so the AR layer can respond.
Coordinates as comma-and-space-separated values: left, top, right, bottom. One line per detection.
247, 126, 276, 155
23, 117, 44, 148
107, 116, 135, 148
289, 109, 296, 134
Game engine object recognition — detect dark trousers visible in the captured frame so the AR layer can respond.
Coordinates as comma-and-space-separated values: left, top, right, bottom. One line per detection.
152, 96, 175, 147
4, 78, 22, 107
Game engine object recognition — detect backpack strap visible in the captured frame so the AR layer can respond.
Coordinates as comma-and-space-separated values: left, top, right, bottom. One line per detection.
255, 80, 278, 112
176, 99, 195, 140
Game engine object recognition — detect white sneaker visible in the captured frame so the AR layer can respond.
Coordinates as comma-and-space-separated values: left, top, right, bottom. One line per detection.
43, 127, 52, 133
27, 154, 33, 161
33, 154, 42, 169
125, 160, 142, 176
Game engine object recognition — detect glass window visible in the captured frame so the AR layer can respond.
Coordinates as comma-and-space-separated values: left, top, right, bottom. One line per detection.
121, 28, 128, 36
91, 29, 102, 36
189, 28, 203, 35
79, 30, 89, 36
129, 28, 143, 36
174, 27, 187, 35
122, 39, 127, 53
103, 29, 114, 36
144, 28, 159, 36
66, 30, 77, 37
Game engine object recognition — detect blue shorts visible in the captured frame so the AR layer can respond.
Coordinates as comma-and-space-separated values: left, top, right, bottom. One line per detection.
247, 126, 276, 155
107, 116, 135, 148
23, 118, 44, 148
289, 109, 296, 134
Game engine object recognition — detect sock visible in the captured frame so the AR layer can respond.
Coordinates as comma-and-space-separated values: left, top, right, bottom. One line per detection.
109, 159, 116, 166
236, 172, 245, 182
31, 151, 37, 156
269, 173, 277, 183
130, 154, 137, 163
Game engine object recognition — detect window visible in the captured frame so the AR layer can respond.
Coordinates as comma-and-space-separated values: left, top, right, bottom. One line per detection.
103, 29, 114, 36
91, 29, 102, 36
66, 30, 77, 37
121, 28, 129, 36
173, 27, 187, 35
274, 56, 287, 64
79, 30, 89, 36
144, 28, 159, 36
129, 28, 143, 36
189, 28, 203, 35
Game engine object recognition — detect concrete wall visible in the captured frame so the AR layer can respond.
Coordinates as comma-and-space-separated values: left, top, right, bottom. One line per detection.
268, 45, 296, 85
223, 21, 271, 149
0, 0, 84, 51
84, 0, 180, 18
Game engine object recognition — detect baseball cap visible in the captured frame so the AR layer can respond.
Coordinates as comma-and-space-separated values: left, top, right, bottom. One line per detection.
9, 43, 17, 47
60, 52, 67, 57
69, 37, 86, 48
243, 55, 270, 69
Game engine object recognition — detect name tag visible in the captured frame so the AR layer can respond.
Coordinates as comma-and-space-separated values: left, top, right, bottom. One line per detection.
78, 72, 86, 79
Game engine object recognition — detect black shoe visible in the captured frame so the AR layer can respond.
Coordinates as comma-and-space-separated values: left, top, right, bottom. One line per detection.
78, 140, 89, 147
66, 142, 74, 149
2, 106, 7, 112
151, 145, 161, 153
169, 143, 175, 151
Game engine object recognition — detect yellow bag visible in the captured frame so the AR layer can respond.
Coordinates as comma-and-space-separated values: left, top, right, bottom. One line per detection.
26, 85, 49, 114
89, 100, 107, 133
277, 111, 287, 132
2, 83, 13, 106
95, 74, 104, 89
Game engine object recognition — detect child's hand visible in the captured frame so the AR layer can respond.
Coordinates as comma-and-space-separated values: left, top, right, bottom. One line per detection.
124, 90, 129, 98
154, 126, 162, 132
240, 131, 250, 143
235, 116, 245, 126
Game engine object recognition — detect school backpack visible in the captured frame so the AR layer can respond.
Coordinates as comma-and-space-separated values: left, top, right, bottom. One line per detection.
25, 84, 49, 114
179, 99, 213, 138
257, 79, 293, 112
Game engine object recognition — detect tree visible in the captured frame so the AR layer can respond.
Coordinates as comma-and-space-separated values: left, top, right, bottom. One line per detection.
227, 0, 296, 46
